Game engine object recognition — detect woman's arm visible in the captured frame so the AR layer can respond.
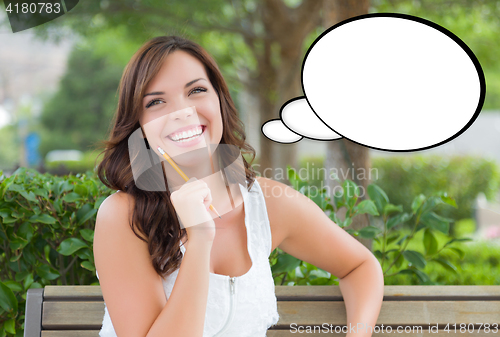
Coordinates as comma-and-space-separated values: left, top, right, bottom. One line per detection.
94, 192, 213, 337
259, 177, 384, 337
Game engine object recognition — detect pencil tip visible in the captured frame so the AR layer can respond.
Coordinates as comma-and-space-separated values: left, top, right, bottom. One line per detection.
218, 215, 222, 219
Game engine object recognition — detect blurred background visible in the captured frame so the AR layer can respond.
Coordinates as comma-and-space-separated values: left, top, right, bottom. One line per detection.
1, 0, 500, 270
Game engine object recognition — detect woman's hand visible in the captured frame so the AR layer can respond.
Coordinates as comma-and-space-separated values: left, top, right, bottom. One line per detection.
170, 177, 216, 242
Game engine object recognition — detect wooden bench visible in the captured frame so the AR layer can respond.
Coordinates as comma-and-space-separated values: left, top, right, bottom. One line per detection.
24, 285, 500, 336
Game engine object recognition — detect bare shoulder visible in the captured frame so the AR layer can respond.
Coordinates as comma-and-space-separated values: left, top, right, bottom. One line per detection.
94, 191, 165, 336
255, 176, 315, 250
94, 191, 147, 241
256, 176, 314, 211
257, 177, 374, 279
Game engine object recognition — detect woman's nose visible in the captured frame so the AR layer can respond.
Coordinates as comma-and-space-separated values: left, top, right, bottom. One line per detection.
168, 106, 196, 121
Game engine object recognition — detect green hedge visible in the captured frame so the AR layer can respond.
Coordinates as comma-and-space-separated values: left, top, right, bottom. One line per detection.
44, 151, 101, 175
372, 155, 500, 221
0, 168, 112, 336
298, 155, 500, 222
382, 219, 500, 285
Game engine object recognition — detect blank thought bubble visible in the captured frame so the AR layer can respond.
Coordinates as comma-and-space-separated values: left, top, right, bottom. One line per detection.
261, 13, 485, 152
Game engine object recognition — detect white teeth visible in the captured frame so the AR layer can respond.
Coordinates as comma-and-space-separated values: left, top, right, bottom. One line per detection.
170, 126, 204, 142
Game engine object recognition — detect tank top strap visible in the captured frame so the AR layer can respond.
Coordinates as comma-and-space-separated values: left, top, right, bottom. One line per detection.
248, 178, 273, 256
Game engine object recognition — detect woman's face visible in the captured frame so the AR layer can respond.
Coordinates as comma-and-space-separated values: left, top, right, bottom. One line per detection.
139, 50, 223, 164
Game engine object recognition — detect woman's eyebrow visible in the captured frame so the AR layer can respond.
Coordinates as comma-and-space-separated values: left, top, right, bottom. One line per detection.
143, 78, 208, 98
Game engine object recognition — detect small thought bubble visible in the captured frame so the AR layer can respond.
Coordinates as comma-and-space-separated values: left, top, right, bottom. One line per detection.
262, 13, 485, 152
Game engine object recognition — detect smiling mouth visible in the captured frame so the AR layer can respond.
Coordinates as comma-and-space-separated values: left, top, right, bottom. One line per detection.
167, 125, 206, 143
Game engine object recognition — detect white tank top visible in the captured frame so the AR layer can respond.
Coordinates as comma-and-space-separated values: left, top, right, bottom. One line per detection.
98, 178, 280, 336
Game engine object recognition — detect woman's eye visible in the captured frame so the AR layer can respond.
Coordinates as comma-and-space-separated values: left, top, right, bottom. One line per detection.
189, 87, 207, 95
145, 99, 164, 108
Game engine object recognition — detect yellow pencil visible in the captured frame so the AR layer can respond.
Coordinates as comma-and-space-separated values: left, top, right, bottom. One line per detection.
157, 146, 221, 219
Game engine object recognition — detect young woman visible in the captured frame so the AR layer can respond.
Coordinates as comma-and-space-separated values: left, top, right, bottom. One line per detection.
94, 36, 384, 337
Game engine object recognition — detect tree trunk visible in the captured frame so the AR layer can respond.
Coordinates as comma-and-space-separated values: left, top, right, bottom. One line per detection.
323, 0, 373, 250
247, 0, 323, 182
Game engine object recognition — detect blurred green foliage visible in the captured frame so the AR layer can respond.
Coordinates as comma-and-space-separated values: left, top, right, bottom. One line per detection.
373, 155, 500, 221
44, 151, 101, 175
298, 155, 500, 222
38, 43, 123, 157
0, 125, 18, 171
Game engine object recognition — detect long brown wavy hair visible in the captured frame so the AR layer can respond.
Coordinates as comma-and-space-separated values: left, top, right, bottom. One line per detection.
97, 36, 257, 278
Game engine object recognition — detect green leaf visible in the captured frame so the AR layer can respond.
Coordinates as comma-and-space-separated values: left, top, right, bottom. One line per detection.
355, 200, 379, 216
343, 180, 359, 209
57, 238, 88, 256
2, 281, 22, 293
77, 203, 97, 225
53, 199, 63, 214
448, 247, 465, 259
2, 216, 16, 224
0, 281, 18, 313
80, 229, 94, 243
444, 238, 473, 246
383, 203, 403, 216
271, 253, 301, 274
0, 208, 11, 218
421, 196, 445, 215
367, 184, 389, 215
397, 268, 429, 283
402, 250, 426, 269
420, 212, 451, 234
20, 191, 38, 202
35, 265, 60, 281
357, 226, 382, 239
432, 258, 458, 273
4, 318, 15, 334
386, 213, 411, 229
30, 282, 43, 289
411, 194, 426, 214
395, 253, 405, 268
423, 229, 438, 256
33, 188, 48, 199
81, 261, 96, 271
17, 221, 34, 242
386, 233, 400, 245
74, 184, 88, 197
412, 269, 430, 283
440, 193, 457, 208
76, 248, 92, 260
62, 192, 82, 203
15, 271, 29, 282
23, 273, 34, 290
29, 214, 56, 225
396, 234, 409, 246
7, 183, 23, 192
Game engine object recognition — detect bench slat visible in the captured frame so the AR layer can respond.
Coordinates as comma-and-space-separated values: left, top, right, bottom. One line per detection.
42, 302, 105, 330
41, 300, 500, 328
43, 285, 500, 301
41, 332, 98, 337
277, 301, 500, 325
